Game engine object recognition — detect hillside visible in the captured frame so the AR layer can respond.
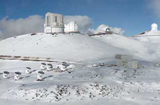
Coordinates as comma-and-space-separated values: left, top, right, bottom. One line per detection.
0, 54, 160, 105
1, 33, 160, 105
0, 33, 124, 62
92, 34, 160, 62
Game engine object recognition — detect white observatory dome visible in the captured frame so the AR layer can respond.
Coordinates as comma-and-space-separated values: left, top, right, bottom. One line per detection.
151, 23, 158, 31
65, 21, 79, 33
106, 28, 111, 32
95, 25, 111, 33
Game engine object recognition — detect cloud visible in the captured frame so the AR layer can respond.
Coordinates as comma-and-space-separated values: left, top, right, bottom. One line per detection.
0, 14, 124, 38
112, 27, 125, 35
64, 16, 93, 33
88, 24, 125, 35
149, 0, 160, 19
0, 15, 44, 38
0, 29, 3, 36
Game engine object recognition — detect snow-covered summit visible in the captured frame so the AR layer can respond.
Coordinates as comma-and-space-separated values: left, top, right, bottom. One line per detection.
137, 23, 160, 36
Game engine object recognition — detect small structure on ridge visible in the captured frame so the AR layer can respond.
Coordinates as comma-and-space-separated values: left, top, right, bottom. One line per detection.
37, 71, 44, 81
151, 23, 158, 31
41, 63, 46, 70
25, 67, 31, 74
3, 71, 9, 79
14, 72, 21, 81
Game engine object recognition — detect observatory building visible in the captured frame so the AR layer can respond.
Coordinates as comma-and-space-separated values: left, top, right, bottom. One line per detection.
64, 21, 79, 33
44, 12, 64, 33
115, 54, 139, 69
151, 23, 158, 31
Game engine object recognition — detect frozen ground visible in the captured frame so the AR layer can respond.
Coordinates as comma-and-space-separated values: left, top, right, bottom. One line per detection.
1, 32, 160, 105
1, 60, 160, 105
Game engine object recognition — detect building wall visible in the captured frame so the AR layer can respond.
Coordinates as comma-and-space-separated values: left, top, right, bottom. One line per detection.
44, 12, 64, 33
64, 21, 79, 33
116, 59, 125, 66
115, 54, 138, 69
115, 54, 133, 61
45, 27, 64, 33
45, 12, 64, 27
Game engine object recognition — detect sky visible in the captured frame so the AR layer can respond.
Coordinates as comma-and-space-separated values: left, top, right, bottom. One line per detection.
0, 0, 160, 37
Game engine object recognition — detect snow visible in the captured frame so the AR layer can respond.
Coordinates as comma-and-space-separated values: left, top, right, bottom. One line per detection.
1, 59, 160, 105
92, 34, 160, 62
1, 32, 160, 105
138, 30, 160, 36
135, 30, 160, 44
0, 33, 124, 62
136, 23, 160, 37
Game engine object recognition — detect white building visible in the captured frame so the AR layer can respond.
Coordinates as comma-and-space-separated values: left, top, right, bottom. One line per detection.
44, 12, 64, 33
3, 71, 9, 79
151, 23, 158, 31
41, 63, 46, 70
25, 67, 31, 74
115, 54, 139, 69
37, 71, 44, 81
14, 72, 21, 81
46, 64, 53, 71
64, 21, 79, 33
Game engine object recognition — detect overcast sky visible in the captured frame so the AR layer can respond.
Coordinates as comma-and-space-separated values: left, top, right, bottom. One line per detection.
0, 0, 160, 37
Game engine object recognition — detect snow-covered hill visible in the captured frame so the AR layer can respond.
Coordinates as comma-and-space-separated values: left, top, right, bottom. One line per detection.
0, 58, 160, 105
1, 32, 160, 62
134, 30, 160, 44
1, 32, 160, 105
0, 33, 124, 62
